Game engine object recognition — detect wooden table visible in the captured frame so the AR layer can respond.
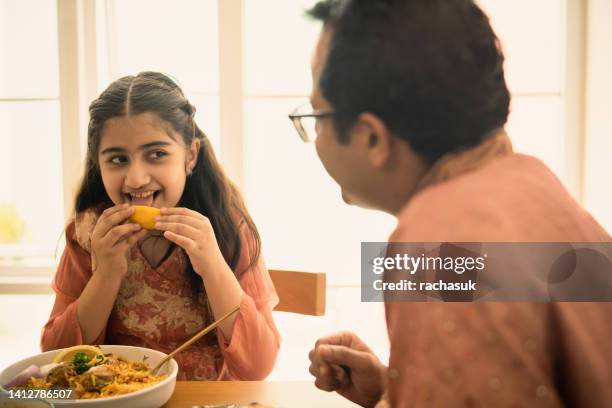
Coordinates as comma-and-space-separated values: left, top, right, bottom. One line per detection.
162, 381, 359, 408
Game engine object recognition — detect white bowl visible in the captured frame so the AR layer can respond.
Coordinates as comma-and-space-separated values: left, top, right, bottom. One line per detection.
0, 345, 178, 408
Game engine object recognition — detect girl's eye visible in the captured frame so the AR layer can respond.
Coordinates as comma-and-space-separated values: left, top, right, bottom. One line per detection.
148, 150, 168, 160
108, 155, 127, 165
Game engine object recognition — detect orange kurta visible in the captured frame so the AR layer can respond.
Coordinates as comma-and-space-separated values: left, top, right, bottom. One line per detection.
41, 208, 280, 381
382, 133, 612, 407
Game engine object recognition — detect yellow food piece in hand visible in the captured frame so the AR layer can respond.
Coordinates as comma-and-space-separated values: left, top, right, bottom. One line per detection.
52, 345, 103, 364
128, 205, 161, 230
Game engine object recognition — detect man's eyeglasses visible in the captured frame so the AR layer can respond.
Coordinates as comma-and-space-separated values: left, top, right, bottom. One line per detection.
288, 103, 334, 142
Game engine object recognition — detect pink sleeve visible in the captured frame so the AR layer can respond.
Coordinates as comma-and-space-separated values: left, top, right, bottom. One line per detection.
216, 225, 281, 380
40, 222, 106, 351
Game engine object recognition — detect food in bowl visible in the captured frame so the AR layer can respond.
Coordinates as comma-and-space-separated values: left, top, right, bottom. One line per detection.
0, 345, 178, 408
128, 206, 161, 230
6, 345, 166, 399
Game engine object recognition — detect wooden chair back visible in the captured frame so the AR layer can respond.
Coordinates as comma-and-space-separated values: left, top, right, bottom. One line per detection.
268, 269, 326, 316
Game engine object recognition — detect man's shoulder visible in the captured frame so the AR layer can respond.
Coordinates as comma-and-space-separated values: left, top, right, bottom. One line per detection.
390, 154, 599, 242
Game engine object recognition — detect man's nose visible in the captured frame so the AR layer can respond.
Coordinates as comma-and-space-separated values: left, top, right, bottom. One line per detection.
124, 162, 151, 189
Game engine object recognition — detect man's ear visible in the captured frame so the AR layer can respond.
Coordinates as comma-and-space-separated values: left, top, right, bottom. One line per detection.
356, 112, 393, 169
187, 138, 200, 173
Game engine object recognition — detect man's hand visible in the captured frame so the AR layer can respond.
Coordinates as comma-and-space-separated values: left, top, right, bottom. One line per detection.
308, 331, 386, 408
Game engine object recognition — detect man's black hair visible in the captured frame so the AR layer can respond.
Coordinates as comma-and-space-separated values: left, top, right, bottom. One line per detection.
307, 0, 510, 162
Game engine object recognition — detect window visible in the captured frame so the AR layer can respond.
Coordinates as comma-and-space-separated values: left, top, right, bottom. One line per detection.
96, 0, 221, 153
479, 0, 567, 180
243, 0, 396, 286
0, 0, 64, 268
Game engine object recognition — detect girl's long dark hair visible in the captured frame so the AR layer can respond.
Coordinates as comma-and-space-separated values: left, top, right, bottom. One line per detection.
74, 71, 261, 293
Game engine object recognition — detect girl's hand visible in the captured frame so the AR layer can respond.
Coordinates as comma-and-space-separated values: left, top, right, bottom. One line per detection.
90, 204, 148, 280
155, 207, 226, 277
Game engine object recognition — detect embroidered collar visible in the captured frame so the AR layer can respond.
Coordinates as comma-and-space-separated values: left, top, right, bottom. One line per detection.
414, 129, 514, 194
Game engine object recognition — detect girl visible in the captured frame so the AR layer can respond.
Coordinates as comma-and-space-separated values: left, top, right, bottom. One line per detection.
41, 72, 280, 381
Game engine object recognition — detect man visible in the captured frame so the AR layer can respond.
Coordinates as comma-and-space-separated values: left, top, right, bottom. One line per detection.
290, 0, 612, 406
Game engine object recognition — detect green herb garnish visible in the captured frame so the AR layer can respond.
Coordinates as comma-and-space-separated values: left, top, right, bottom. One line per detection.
73, 352, 90, 374
73, 352, 105, 374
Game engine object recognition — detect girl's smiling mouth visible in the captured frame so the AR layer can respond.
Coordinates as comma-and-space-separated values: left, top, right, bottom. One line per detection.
125, 190, 160, 207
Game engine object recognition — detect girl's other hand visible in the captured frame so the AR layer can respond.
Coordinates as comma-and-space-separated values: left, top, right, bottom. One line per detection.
90, 204, 148, 279
155, 207, 225, 277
